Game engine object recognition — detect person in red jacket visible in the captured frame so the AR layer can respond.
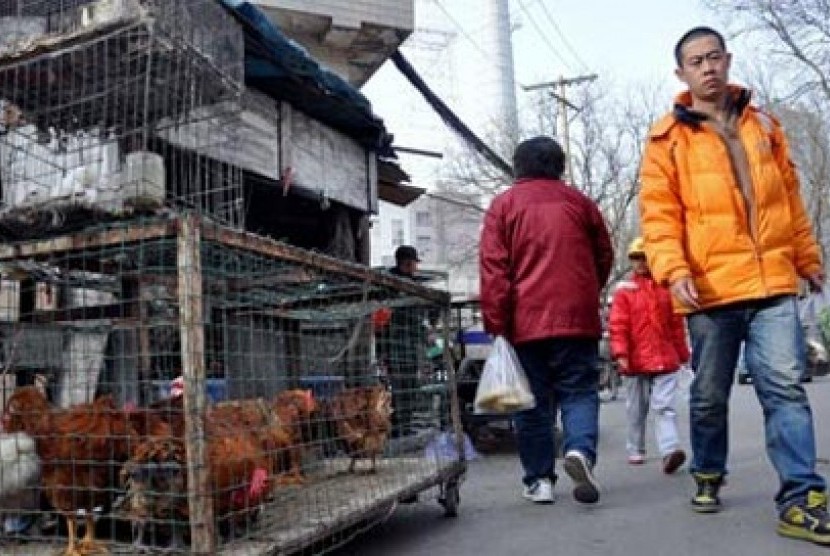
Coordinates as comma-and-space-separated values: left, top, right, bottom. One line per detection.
609, 237, 689, 473
480, 136, 613, 505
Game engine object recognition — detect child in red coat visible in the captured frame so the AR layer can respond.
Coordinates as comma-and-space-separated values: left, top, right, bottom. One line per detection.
609, 238, 690, 473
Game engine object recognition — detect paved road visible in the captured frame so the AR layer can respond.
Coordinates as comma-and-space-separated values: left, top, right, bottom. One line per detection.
332, 377, 830, 556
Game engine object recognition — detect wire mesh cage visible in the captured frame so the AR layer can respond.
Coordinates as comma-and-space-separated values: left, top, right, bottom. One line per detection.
0, 0, 246, 237
0, 215, 466, 555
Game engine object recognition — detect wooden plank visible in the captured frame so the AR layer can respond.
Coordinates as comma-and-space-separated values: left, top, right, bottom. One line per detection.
122, 277, 152, 393
0, 220, 177, 261
177, 215, 215, 555
200, 221, 450, 305
21, 301, 128, 323
286, 104, 371, 212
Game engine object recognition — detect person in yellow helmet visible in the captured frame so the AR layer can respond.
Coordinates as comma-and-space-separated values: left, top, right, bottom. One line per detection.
609, 238, 690, 473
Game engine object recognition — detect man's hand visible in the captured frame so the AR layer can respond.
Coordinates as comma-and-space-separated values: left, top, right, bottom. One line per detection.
670, 276, 700, 310
808, 271, 826, 293
615, 357, 629, 372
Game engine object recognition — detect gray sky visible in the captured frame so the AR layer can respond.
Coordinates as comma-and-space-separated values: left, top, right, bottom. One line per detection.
510, 0, 740, 95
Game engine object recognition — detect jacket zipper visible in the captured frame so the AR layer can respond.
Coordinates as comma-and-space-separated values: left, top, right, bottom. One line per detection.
709, 115, 769, 296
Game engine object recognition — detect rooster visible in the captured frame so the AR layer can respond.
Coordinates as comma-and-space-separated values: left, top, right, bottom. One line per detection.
121, 429, 269, 551
209, 398, 292, 480
3, 386, 136, 556
271, 389, 317, 485
327, 385, 392, 473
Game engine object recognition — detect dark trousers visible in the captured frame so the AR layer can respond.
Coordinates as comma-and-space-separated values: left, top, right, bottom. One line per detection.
513, 338, 599, 486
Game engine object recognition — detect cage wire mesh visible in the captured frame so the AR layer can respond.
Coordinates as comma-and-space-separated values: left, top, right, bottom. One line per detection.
0, 216, 465, 555
0, 0, 245, 238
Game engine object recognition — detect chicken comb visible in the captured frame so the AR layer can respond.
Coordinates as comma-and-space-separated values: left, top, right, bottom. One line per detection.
301, 389, 315, 411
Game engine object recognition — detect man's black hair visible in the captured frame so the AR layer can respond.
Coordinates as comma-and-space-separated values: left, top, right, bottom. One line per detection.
674, 26, 727, 67
512, 136, 565, 181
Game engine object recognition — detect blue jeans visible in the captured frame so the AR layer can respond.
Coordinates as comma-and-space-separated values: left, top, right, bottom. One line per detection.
513, 338, 599, 486
687, 295, 826, 509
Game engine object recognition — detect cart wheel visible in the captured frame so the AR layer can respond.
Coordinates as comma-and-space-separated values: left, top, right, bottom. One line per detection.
440, 481, 460, 517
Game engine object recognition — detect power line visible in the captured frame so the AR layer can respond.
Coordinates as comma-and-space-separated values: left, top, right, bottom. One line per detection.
514, 0, 575, 73
432, 0, 499, 68
536, 1, 592, 73
391, 51, 513, 178
432, 0, 524, 87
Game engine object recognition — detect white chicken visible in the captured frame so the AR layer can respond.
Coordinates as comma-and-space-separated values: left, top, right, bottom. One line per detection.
0, 431, 41, 536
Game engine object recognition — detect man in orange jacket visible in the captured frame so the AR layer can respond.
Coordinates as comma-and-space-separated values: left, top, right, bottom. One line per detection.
609, 238, 689, 473
640, 26, 829, 545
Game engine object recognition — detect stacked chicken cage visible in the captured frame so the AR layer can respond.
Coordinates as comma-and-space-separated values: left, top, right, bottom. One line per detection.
0, 216, 464, 555
0, 2, 465, 555
0, 0, 245, 237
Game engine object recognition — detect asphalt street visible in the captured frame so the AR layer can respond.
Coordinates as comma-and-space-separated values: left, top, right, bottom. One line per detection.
333, 376, 830, 556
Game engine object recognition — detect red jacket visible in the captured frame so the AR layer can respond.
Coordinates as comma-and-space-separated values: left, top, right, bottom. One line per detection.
479, 178, 613, 344
608, 273, 690, 374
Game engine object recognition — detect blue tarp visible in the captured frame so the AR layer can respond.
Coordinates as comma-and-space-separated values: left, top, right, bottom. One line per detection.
220, 0, 394, 157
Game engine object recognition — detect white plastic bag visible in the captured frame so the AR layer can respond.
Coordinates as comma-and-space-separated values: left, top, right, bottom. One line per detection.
800, 290, 830, 349
473, 336, 535, 413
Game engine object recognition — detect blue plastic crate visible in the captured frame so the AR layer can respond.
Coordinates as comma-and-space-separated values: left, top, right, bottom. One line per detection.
298, 375, 345, 400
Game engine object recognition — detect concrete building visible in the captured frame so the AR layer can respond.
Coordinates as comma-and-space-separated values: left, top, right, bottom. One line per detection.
365, 0, 518, 298
252, 0, 414, 85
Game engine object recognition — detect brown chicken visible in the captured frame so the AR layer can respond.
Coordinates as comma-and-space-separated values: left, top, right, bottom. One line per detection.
3, 386, 137, 556
147, 394, 185, 438
121, 423, 270, 551
271, 389, 317, 485
209, 398, 292, 477
123, 404, 174, 440
327, 385, 393, 473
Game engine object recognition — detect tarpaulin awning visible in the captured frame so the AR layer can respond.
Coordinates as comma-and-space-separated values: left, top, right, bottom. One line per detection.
220, 0, 394, 157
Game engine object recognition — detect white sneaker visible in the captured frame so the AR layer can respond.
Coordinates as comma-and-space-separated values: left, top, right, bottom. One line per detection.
563, 450, 600, 504
522, 478, 554, 504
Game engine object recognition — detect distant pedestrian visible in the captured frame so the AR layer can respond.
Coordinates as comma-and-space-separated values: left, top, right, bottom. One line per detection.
640, 26, 830, 545
609, 237, 689, 473
480, 136, 613, 505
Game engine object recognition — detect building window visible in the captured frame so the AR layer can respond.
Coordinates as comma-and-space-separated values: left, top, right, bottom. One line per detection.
416, 235, 432, 255
416, 211, 431, 226
391, 219, 405, 246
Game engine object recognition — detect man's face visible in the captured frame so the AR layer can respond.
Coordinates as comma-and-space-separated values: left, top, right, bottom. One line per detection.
675, 35, 731, 103
398, 259, 418, 276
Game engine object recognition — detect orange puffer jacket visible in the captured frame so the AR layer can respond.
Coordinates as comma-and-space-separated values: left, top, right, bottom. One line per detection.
639, 86, 821, 313
608, 274, 690, 375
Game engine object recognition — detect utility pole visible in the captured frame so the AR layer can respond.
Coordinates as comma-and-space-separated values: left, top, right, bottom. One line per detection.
523, 74, 598, 184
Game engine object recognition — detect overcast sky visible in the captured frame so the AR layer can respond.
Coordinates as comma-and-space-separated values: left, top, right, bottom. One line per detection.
509, 0, 747, 96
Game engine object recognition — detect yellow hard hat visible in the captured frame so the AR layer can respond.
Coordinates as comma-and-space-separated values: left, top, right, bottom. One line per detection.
627, 237, 645, 257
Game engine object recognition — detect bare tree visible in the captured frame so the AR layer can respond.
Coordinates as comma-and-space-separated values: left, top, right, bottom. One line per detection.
561, 81, 667, 288
704, 0, 830, 103
704, 0, 830, 259
435, 80, 667, 293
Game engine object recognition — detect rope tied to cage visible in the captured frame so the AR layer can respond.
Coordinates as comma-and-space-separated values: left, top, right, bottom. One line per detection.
326, 274, 372, 364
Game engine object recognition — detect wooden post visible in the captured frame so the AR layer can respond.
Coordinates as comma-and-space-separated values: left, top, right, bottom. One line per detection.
177, 215, 215, 554
122, 276, 151, 402
442, 306, 466, 460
